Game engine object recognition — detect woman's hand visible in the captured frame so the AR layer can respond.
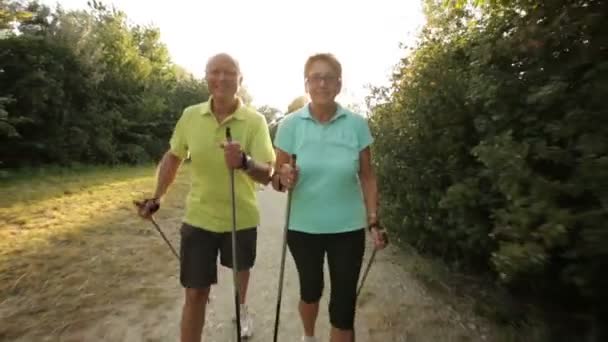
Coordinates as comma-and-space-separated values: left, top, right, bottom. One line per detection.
369, 222, 389, 250
278, 162, 299, 189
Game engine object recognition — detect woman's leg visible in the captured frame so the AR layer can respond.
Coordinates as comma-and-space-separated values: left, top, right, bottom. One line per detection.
326, 229, 365, 342
287, 230, 326, 338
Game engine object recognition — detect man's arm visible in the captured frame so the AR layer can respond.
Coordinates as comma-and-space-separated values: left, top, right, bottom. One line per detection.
242, 116, 276, 185
152, 150, 183, 200
243, 157, 273, 185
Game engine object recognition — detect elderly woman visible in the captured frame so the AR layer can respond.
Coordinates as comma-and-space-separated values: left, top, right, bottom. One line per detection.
271, 53, 387, 342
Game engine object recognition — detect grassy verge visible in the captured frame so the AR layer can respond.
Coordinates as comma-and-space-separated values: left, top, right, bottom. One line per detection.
0, 163, 190, 340
0, 163, 157, 206
392, 238, 549, 342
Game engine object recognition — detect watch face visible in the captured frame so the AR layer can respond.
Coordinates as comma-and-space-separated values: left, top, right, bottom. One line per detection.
242, 153, 251, 170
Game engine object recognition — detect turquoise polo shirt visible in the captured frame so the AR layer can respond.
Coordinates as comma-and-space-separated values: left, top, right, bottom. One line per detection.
274, 103, 374, 234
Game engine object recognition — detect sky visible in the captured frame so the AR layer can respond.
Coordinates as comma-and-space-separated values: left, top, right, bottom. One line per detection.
41, 0, 425, 111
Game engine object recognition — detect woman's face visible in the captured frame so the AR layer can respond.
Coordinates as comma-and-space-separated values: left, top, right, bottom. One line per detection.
305, 60, 341, 106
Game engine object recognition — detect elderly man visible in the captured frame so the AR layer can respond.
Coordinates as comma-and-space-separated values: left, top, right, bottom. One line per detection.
137, 53, 275, 341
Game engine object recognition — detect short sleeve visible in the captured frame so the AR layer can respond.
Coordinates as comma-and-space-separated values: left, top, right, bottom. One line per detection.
249, 116, 276, 164
274, 116, 295, 154
356, 116, 374, 151
169, 111, 189, 159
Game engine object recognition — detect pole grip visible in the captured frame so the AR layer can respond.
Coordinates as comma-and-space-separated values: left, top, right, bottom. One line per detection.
226, 127, 232, 142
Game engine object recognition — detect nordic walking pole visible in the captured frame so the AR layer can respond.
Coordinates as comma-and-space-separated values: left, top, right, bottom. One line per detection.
226, 127, 242, 342
273, 154, 297, 342
150, 217, 180, 260
356, 249, 377, 299
356, 228, 389, 301
133, 200, 179, 260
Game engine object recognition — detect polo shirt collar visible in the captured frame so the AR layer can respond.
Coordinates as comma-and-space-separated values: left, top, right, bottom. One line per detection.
298, 102, 347, 123
200, 96, 246, 120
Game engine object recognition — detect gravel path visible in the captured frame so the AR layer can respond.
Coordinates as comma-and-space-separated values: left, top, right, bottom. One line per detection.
57, 187, 496, 342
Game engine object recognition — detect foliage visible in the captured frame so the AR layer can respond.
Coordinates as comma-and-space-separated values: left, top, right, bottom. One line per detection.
0, 0, 209, 167
368, 0, 608, 338
268, 95, 308, 143
257, 104, 281, 124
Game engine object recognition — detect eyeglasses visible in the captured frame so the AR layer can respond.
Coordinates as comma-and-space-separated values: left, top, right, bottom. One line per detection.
306, 74, 340, 85
206, 69, 239, 80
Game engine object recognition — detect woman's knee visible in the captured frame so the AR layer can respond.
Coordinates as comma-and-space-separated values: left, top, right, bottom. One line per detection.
300, 281, 323, 303
329, 292, 357, 330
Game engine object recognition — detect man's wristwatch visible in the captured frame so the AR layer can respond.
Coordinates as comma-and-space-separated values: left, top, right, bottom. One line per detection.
240, 152, 252, 171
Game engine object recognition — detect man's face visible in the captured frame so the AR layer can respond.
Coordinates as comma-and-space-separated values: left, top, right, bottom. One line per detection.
205, 56, 241, 100
305, 60, 341, 106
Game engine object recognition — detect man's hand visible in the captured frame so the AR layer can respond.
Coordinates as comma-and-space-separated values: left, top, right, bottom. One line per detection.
221, 140, 244, 170
134, 198, 160, 219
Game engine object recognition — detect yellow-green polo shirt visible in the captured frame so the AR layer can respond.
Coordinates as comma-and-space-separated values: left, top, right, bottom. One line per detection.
169, 97, 275, 232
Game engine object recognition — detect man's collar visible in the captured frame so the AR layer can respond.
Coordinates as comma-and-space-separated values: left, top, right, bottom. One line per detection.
200, 96, 246, 120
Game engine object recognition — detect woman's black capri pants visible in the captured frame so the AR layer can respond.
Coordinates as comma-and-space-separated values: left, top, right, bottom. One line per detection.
287, 228, 365, 330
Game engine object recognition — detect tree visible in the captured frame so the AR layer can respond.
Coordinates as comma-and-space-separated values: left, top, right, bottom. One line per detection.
0, 0, 33, 31
368, 0, 608, 339
256, 105, 281, 124
268, 95, 308, 143
237, 85, 252, 105
286, 95, 308, 114
0, 0, 209, 167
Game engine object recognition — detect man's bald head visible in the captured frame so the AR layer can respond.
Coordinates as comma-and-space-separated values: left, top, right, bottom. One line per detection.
205, 53, 242, 101
205, 53, 242, 76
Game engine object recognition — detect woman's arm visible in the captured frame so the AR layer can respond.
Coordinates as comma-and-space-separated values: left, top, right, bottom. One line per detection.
359, 146, 389, 250
358, 146, 378, 225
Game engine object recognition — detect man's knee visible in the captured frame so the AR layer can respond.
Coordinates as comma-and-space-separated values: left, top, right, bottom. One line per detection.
184, 287, 210, 305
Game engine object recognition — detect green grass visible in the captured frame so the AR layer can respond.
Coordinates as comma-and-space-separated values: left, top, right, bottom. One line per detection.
393, 240, 549, 342
0, 163, 157, 207
0, 163, 189, 340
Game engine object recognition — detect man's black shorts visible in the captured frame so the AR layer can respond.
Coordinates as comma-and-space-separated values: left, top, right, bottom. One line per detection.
179, 223, 257, 288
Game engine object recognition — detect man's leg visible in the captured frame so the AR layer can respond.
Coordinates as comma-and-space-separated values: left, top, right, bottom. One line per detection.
326, 229, 365, 342
220, 227, 258, 337
287, 230, 325, 339
181, 287, 210, 342
179, 224, 221, 342
238, 270, 250, 305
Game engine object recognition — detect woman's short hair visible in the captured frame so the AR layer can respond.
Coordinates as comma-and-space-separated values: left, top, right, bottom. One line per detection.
304, 53, 342, 79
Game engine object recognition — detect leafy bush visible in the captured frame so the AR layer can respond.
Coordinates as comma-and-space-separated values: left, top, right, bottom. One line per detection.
369, 0, 607, 338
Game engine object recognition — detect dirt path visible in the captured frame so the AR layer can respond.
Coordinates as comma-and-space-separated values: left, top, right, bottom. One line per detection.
52, 187, 496, 342
3, 169, 500, 342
